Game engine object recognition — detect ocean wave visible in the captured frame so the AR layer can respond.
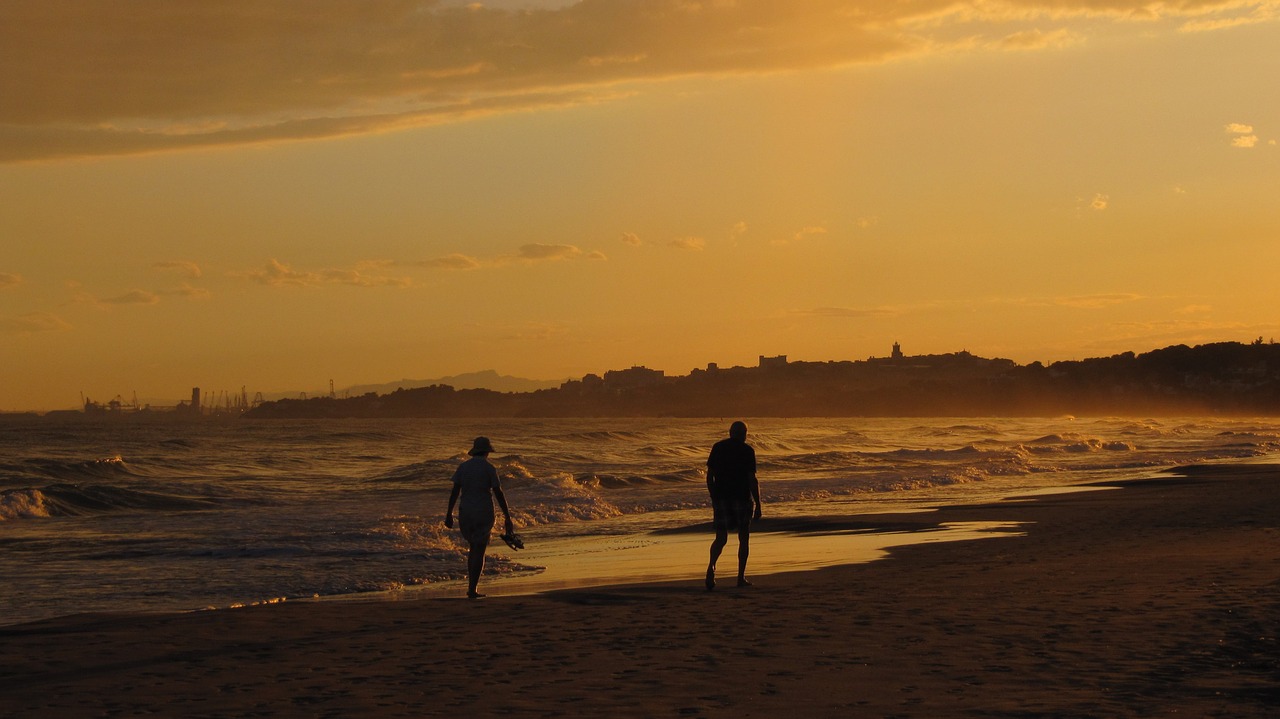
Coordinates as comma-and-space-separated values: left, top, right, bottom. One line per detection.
1, 488, 52, 521
635, 443, 708, 458
367, 459, 457, 484
882, 445, 986, 459
1, 483, 218, 521
512, 472, 622, 525
571, 469, 701, 489
922, 423, 1003, 437
558, 430, 649, 443
16, 455, 142, 482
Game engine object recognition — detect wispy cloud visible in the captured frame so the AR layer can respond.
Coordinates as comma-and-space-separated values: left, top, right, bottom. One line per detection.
152, 260, 203, 279
1175, 304, 1213, 315
670, 237, 706, 251
0, 311, 72, 335
1053, 292, 1142, 309
517, 244, 587, 262
992, 28, 1082, 51
0, 272, 22, 288
161, 284, 212, 300
773, 225, 829, 246
9, 1, 1269, 162
620, 232, 644, 247
408, 254, 484, 270
238, 259, 412, 288
99, 290, 161, 306
1180, 4, 1279, 33
790, 306, 900, 319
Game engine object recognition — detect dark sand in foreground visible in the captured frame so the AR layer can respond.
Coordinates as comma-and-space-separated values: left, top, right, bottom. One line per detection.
2, 464, 1277, 718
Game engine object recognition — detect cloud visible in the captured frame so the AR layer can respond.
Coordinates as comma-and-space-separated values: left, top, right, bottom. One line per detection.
1175, 304, 1212, 315
770, 225, 829, 246
1225, 121, 1264, 148
0, 311, 72, 335
82, 283, 211, 304
669, 237, 706, 251
790, 306, 899, 319
1054, 292, 1142, 309
1089, 193, 1109, 210
152, 260, 203, 279
620, 232, 644, 246
517, 244, 584, 261
99, 289, 161, 306
161, 284, 212, 300
0, 272, 22, 288
993, 28, 1081, 51
795, 225, 828, 241
1180, 5, 1278, 33
239, 259, 411, 287
10, 1, 1268, 162
502, 322, 571, 342
411, 253, 484, 270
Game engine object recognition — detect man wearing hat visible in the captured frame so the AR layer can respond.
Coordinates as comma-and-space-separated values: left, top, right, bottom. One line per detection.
445, 436, 515, 598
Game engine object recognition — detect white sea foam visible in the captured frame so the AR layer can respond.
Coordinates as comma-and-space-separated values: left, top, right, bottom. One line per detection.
0, 488, 52, 521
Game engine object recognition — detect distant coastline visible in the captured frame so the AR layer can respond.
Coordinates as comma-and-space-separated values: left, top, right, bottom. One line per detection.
239, 341, 1280, 419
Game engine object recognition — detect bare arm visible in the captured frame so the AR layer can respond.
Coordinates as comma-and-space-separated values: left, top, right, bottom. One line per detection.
751, 473, 762, 519
445, 484, 460, 527
493, 487, 514, 533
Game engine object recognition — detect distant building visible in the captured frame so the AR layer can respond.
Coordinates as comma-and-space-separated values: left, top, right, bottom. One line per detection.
603, 366, 665, 390
892, 342, 903, 360
759, 354, 788, 369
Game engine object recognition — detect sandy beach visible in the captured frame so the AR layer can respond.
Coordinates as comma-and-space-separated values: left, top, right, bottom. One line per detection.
2, 463, 1277, 718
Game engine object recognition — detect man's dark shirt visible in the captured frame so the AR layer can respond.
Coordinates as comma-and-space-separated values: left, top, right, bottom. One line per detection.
707, 438, 756, 501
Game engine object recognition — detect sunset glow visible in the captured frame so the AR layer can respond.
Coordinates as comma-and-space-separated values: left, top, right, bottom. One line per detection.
2, 0, 1278, 410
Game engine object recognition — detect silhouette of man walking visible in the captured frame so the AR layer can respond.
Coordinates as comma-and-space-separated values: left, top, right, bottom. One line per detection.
705, 421, 762, 590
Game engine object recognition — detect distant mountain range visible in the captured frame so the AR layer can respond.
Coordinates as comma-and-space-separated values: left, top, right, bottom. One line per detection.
340, 370, 567, 396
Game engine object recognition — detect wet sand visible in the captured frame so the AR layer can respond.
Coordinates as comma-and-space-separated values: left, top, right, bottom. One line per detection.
2, 464, 1277, 718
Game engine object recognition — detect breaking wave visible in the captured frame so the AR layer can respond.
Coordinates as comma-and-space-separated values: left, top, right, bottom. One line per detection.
1, 483, 217, 522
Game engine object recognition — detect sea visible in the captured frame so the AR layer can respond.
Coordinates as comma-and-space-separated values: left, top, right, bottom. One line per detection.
2, 415, 1277, 626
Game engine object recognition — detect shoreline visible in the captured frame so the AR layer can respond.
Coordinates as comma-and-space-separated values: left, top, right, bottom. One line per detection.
2, 462, 1277, 717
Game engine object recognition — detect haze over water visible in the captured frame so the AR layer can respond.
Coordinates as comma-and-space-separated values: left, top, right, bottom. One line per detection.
3, 415, 1276, 626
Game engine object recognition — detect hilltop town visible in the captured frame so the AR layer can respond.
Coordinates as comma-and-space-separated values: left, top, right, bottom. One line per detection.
243, 340, 1280, 419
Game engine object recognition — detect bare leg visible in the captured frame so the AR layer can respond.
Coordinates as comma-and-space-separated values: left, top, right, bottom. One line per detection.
736, 529, 751, 586
467, 540, 489, 598
707, 527, 727, 590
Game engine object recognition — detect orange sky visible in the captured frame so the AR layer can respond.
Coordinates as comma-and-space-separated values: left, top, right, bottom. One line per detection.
2, 1, 1278, 410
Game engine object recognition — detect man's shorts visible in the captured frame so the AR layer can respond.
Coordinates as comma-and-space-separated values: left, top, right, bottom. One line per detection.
712, 497, 754, 532
458, 509, 495, 547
